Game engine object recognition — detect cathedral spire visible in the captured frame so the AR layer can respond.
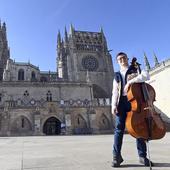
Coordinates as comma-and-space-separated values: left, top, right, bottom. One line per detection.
57, 30, 61, 48
0, 21, 9, 81
64, 26, 68, 43
100, 26, 105, 39
100, 26, 108, 52
100, 26, 104, 34
153, 52, 159, 67
69, 23, 74, 36
2, 22, 6, 32
144, 52, 151, 71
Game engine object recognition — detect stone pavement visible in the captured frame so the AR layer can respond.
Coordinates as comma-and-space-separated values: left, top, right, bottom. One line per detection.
0, 133, 170, 170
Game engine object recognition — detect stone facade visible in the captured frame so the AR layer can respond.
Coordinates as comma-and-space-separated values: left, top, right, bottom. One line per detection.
0, 21, 114, 136
147, 58, 170, 124
143, 53, 170, 130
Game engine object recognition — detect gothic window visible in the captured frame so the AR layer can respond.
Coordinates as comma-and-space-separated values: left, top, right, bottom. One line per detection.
21, 118, 25, 128
31, 71, 36, 81
46, 90, 52, 102
82, 56, 99, 71
18, 69, 24, 81
23, 90, 29, 97
86, 35, 89, 39
94, 36, 98, 41
78, 117, 80, 125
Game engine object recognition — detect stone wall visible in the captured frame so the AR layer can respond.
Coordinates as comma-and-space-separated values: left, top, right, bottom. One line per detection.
0, 81, 113, 136
148, 59, 170, 121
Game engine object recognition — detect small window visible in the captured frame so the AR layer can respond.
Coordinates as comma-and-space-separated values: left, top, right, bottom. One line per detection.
21, 118, 25, 128
46, 91, 52, 102
78, 117, 80, 124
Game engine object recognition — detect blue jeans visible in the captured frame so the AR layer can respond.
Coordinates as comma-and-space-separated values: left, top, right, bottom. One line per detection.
113, 96, 147, 158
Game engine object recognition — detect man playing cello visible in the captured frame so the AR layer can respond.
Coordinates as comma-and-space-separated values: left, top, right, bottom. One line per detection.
112, 52, 153, 167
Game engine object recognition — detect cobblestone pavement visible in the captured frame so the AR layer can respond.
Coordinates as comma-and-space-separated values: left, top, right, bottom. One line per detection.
0, 133, 170, 170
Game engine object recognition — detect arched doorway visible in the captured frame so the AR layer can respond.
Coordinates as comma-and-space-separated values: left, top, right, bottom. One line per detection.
43, 117, 61, 135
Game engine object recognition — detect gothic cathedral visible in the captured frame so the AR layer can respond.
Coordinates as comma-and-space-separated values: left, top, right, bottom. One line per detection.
0, 21, 114, 136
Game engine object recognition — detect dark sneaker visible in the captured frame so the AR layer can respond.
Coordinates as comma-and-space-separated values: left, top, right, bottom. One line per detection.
112, 155, 124, 167
139, 157, 154, 167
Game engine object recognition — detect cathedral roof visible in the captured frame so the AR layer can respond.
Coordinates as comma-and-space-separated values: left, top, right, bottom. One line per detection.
15, 62, 39, 70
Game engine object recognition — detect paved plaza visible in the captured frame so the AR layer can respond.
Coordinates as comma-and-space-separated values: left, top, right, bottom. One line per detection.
0, 133, 170, 170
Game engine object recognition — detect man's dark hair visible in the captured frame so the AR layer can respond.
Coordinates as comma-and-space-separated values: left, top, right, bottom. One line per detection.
116, 52, 127, 59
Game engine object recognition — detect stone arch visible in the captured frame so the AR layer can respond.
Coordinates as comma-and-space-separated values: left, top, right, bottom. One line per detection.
98, 113, 110, 130
42, 115, 62, 127
43, 116, 61, 135
74, 114, 88, 134
11, 115, 32, 135
18, 69, 24, 81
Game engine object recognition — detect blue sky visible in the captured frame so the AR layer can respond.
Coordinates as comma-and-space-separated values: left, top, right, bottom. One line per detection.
0, 0, 170, 71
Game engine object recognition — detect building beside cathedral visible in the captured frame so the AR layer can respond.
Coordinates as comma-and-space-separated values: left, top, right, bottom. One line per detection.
144, 54, 170, 125
0, 21, 114, 136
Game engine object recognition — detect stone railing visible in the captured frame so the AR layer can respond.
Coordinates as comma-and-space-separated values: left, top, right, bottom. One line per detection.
0, 98, 111, 109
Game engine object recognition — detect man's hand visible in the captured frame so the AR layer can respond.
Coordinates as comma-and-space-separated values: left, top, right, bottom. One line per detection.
127, 73, 138, 81
124, 82, 131, 93
112, 105, 118, 115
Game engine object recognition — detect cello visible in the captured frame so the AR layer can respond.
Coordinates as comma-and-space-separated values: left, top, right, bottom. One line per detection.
125, 58, 166, 169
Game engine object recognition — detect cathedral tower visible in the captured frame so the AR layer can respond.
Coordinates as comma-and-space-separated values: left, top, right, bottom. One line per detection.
0, 21, 10, 81
57, 30, 68, 79
56, 25, 114, 97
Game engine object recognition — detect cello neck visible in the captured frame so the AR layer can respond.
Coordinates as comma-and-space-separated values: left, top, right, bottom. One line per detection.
141, 83, 150, 102
131, 58, 150, 102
